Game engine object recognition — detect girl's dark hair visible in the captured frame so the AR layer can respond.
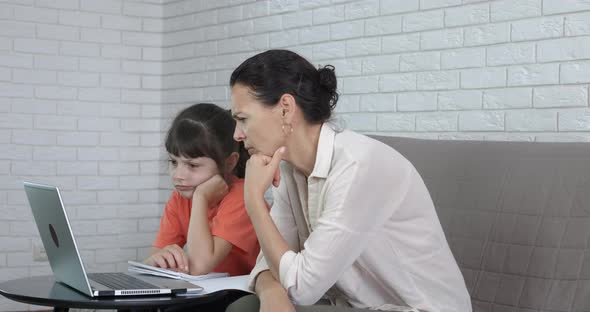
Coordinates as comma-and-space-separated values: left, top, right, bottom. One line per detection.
165, 103, 249, 180
229, 49, 338, 124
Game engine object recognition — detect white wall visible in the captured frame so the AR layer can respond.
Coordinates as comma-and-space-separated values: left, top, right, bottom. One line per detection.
160, 0, 590, 142
0, 0, 165, 310
1, 0, 590, 311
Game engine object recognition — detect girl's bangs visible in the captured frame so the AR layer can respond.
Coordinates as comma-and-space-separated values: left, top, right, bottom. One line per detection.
166, 120, 213, 159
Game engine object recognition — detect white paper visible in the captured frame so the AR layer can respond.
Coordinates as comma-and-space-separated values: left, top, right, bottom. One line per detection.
127, 260, 228, 283
190, 275, 253, 295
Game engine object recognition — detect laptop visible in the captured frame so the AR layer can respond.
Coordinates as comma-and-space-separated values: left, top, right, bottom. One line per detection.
23, 181, 203, 297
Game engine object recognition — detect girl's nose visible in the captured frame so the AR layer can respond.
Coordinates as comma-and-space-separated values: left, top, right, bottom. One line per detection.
172, 166, 187, 181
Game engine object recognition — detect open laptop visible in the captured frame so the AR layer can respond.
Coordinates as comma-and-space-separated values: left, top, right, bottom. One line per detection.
23, 181, 203, 297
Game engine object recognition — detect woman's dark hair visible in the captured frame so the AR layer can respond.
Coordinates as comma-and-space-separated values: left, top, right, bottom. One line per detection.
229, 49, 338, 124
165, 103, 249, 180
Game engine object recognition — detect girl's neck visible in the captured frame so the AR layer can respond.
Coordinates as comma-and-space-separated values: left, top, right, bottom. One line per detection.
285, 123, 322, 177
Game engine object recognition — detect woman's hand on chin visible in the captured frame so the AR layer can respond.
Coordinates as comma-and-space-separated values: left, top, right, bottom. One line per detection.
244, 147, 285, 203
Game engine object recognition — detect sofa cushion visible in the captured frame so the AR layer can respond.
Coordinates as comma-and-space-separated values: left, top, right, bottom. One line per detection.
371, 135, 590, 311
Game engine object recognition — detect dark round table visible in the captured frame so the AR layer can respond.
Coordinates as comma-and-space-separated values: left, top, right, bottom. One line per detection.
0, 275, 230, 312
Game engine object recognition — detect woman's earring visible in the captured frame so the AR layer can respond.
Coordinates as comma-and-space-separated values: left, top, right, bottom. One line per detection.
282, 123, 294, 134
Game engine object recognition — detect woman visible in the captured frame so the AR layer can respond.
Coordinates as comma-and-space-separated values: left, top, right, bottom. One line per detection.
226, 50, 471, 312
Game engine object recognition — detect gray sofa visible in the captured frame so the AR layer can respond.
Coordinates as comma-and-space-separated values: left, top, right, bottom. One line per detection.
372, 136, 590, 312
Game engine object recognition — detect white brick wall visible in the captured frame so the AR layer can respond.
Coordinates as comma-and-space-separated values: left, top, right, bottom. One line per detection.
0, 0, 164, 310
155, 0, 590, 142
2, 0, 590, 310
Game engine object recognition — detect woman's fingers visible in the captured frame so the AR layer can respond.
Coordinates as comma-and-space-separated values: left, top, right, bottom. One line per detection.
271, 147, 285, 187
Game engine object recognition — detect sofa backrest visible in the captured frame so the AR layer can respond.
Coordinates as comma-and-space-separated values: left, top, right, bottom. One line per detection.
371, 135, 590, 312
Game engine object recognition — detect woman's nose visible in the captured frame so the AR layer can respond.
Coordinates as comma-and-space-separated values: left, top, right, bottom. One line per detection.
233, 126, 245, 142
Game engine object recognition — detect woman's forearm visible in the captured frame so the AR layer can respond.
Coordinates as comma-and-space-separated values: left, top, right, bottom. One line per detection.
246, 196, 290, 280
255, 270, 296, 312
255, 270, 286, 297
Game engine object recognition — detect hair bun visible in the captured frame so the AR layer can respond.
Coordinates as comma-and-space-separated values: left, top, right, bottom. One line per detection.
318, 65, 337, 93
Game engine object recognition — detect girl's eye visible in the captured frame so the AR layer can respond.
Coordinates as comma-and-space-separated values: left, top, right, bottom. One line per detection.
236, 117, 246, 122
189, 163, 200, 168
168, 159, 177, 166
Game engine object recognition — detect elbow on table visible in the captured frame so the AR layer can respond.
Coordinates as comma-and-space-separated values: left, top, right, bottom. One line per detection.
189, 262, 214, 276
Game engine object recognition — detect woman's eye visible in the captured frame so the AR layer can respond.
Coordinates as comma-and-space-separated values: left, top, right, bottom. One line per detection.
168, 160, 177, 166
189, 164, 199, 168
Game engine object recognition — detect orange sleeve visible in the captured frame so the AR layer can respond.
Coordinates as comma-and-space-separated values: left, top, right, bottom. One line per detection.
153, 192, 187, 249
210, 180, 261, 255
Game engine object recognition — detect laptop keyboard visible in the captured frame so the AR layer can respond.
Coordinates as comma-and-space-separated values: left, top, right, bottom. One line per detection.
88, 272, 158, 290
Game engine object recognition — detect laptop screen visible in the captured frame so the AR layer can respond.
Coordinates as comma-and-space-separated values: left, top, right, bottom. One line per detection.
24, 182, 94, 296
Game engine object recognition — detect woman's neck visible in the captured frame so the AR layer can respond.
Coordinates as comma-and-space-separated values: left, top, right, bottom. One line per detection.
285, 123, 322, 177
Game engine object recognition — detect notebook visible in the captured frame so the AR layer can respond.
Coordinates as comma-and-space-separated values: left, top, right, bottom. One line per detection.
127, 260, 228, 282
23, 181, 203, 297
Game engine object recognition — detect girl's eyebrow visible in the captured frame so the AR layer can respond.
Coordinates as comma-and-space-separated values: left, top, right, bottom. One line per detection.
182, 157, 204, 164
168, 155, 199, 164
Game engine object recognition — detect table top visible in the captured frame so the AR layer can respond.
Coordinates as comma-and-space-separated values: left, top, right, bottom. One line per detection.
0, 275, 225, 310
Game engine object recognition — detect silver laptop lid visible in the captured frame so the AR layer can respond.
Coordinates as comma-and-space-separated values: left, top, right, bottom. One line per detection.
23, 182, 93, 296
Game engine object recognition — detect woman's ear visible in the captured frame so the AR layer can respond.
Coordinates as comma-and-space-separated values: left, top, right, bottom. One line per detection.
225, 152, 240, 173
278, 93, 297, 123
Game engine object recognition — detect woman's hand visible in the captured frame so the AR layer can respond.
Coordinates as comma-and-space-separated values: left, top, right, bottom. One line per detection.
256, 270, 295, 312
244, 147, 285, 203
193, 174, 229, 207
143, 244, 189, 273
259, 291, 296, 312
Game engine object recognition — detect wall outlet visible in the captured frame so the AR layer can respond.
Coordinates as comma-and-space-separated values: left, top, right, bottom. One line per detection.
33, 241, 48, 262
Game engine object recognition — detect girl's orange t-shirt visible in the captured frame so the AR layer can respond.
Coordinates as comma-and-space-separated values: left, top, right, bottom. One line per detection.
153, 177, 260, 276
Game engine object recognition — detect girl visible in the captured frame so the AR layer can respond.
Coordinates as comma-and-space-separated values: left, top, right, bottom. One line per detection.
226, 50, 472, 311
144, 103, 259, 277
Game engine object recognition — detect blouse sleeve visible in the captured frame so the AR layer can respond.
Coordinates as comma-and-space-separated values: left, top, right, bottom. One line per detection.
248, 163, 301, 291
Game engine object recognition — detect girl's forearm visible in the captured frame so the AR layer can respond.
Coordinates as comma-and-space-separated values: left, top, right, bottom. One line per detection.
186, 194, 216, 275
246, 196, 290, 280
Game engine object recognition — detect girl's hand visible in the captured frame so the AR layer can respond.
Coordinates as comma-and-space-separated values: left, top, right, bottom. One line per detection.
244, 147, 285, 202
144, 244, 189, 273
193, 175, 229, 207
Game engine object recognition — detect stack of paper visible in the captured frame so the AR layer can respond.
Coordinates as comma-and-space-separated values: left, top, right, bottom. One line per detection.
128, 261, 254, 295
189, 275, 252, 295
127, 260, 228, 283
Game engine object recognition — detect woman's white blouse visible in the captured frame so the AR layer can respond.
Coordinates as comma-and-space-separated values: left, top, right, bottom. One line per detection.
249, 124, 472, 312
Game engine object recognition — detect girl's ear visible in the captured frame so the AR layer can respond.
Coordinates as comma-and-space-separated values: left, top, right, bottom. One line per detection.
225, 152, 240, 174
